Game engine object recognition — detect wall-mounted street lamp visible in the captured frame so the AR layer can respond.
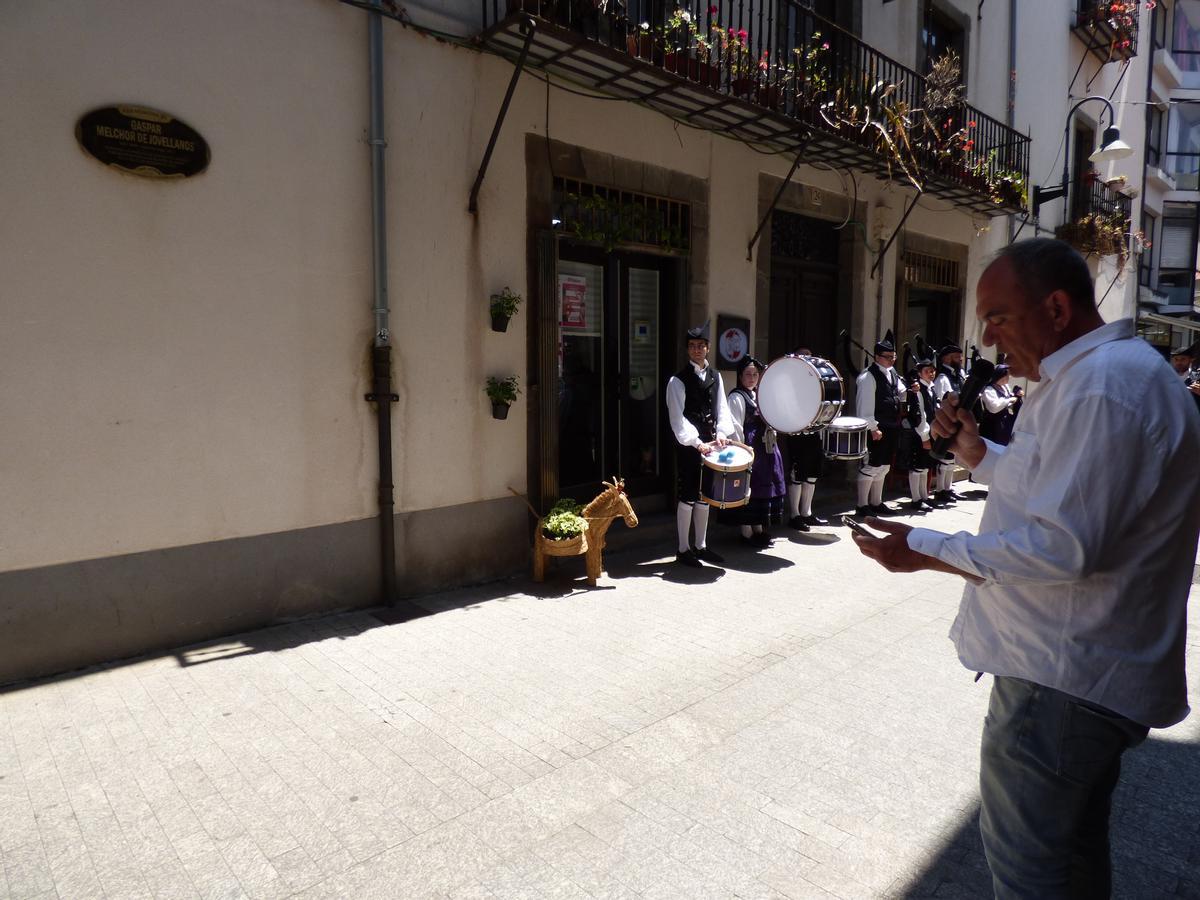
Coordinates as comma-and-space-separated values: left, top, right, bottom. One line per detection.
1032, 95, 1134, 220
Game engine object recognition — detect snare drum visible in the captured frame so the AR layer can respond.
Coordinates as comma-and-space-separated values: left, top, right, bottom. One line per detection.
757, 355, 844, 434
699, 441, 754, 509
822, 416, 869, 460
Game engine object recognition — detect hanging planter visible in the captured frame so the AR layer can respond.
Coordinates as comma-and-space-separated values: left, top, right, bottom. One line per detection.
485, 375, 520, 420
489, 287, 522, 333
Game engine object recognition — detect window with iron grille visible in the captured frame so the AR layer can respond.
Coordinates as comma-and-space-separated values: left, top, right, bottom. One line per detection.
903, 250, 960, 291
552, 178, 690, 253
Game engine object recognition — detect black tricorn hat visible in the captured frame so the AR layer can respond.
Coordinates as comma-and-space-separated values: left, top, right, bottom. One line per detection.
874, 339, 895, 355
685, 319, 711, 343
938, 343, 963, 358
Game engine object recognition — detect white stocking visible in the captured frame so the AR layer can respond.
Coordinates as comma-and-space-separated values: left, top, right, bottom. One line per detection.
677, 502, 693, 553
908, 471, 923, 502
856, 478, 873, 508
691, 502, 711, 549
869, 468, 889, 506
800, 481, 815, 518
740, 525, 753, 539
787, 483, 802, 519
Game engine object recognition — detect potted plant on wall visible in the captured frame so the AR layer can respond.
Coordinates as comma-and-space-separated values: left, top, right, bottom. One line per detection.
485, 375, 520, 419
490, 286, 522, 333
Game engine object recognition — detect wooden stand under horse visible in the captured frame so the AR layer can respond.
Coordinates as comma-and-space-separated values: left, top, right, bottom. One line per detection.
529, 479, 639, 586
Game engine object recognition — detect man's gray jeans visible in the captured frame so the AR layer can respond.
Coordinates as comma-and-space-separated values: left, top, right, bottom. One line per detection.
979, 675, 1149, 899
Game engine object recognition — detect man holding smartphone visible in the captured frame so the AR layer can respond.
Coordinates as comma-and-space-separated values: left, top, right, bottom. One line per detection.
851, 239, 1200, 898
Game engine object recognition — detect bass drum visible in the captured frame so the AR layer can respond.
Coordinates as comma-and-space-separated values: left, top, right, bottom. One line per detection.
757, 355, 844, 434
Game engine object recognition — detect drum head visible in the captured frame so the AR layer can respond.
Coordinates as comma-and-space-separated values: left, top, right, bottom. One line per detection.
758, 356, 822, 434
828, 416, 867, 431
702, 442, 753, 470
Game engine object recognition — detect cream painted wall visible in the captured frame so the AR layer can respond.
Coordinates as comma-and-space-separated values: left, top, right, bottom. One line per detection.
1, 1, 376, 572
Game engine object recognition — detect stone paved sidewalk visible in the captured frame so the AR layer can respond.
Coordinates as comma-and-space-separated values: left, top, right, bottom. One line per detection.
1, 494, 1197, 899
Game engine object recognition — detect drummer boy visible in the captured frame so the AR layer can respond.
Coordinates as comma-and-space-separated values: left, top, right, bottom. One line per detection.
665, 321, 734, 567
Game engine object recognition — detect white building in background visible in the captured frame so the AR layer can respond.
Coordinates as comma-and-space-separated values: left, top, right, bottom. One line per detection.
1136, 0, 1200, 351
0, 0, 1162, 684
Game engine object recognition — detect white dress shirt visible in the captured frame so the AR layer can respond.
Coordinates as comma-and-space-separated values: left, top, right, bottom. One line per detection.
854, 364, 904, 430
915, 379, 935, 441
727, 389, 748, 443
981, 383, 1020, 414
932, 370, 961, 402
907, 319, 1200, 728
665, 362, 733, 448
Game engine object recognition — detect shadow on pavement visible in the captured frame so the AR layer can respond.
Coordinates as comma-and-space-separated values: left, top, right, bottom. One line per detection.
895, 734, 1200, 897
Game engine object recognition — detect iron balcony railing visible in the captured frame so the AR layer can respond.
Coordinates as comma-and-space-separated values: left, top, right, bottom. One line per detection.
1073, 177, 1133, 222
480, 0, 1030, 213
1072, 0, 1140, 63
1058, 177, 1133, 257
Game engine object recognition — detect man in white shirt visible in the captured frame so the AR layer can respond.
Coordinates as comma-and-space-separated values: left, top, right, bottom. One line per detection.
851, 239, 1200, 897
665, 321, 734, 567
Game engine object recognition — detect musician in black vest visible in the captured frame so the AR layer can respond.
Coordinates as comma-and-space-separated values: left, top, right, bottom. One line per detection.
665, 321, 734, 568
901, 359, 938, 511
854, 339, 906, 516
932, 343, 968, 503
1170, 345, 1200, 415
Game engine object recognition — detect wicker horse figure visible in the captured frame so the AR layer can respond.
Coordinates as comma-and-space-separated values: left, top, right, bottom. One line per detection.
581, 478, 638, 585
531, 478, 638, 586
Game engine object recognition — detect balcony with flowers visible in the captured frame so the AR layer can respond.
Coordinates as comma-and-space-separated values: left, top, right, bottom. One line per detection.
1055, 172, 1136, 265
478, 0, 1030, 215
1072, 0, 1143, 63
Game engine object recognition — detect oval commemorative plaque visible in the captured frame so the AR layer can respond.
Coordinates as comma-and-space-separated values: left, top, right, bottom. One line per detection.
75, 105, 210, 178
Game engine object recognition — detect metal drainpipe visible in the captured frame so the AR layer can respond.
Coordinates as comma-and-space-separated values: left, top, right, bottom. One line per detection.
367, 0, 398, 607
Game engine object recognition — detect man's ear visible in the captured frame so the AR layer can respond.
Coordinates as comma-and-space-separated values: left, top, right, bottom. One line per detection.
1045, 289, 1073, 332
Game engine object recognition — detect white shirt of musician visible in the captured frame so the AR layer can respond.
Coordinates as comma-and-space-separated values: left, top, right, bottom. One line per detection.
854, 363, 905, 431
932, 369, 963, 402
981, 383, 1019, 414
665, 361, 734, 448
907, 319, 1200, 728
915, 377, 935, 441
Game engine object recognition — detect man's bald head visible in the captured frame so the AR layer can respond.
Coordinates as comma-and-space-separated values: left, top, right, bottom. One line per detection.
987, 239, 1096, 313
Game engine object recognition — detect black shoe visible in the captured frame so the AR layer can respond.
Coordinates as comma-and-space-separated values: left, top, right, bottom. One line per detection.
694, 547, 725, 564
854, 506, 873, 518
803, 514, 829, 527
789, 516, 811, 532
904, 500, 925, 512
935, 491, 957, 505
751, 531, 772, 548
949, 490, 969, 501
870, 503, 897, 516
919, 499, 937, 512
675, 550, 703, 568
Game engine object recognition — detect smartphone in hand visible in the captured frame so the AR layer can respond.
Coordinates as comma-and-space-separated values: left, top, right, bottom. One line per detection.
842, 515, 883, 538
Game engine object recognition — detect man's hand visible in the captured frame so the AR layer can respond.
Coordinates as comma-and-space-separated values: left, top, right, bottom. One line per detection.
850, 518, 927, 573
1189, 382, 1200, 397
852, 517, 983, 583
932, 393, 986, 468
870, 429, 883, 441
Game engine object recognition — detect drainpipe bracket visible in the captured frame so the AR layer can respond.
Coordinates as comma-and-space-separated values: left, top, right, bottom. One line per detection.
365, 392, 400, 402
